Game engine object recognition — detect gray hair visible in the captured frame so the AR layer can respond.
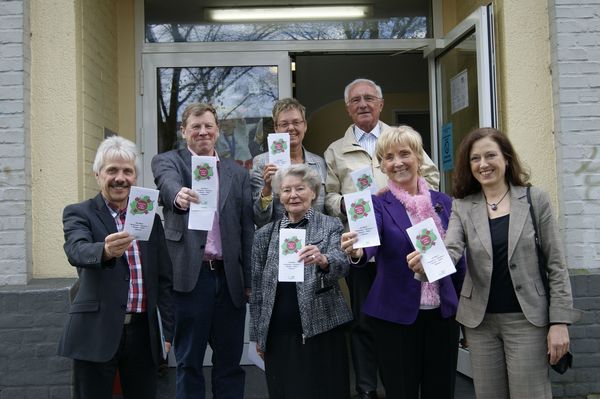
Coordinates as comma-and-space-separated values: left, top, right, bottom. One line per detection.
92, 136, 140, 175
272, 164, 321, 204
343, 78, 383, 103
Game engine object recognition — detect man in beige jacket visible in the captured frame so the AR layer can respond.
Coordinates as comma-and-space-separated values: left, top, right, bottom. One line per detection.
324, 78, 439, 399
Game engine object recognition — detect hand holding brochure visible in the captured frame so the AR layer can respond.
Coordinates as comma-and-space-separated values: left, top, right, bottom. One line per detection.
406, 217, 456, 283
343, 191, 380, 248
123, 186, 159, 241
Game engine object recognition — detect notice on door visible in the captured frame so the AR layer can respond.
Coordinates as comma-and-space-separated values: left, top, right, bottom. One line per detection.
450, 69, 469, 114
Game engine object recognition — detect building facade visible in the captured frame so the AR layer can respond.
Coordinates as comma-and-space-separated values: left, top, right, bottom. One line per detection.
0, 0, 599, 397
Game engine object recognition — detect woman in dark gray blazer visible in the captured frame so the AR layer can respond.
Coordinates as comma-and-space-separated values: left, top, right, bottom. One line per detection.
250, 164, 352, 399
409, 128, 581, 399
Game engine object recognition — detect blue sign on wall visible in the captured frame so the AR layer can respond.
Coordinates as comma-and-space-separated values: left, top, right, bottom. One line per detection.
441, 123, 454, 171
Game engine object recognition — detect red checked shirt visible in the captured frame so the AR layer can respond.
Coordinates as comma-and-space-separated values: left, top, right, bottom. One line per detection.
106, 201, 147, 313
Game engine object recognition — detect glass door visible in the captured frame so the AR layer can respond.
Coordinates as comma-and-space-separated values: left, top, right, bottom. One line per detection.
429, 5, 497, 195
139, 51, 292, 186
428, 5, 497, 377
139, 51, 291, 366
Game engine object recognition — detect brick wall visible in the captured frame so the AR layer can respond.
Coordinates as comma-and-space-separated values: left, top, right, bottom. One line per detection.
0, 280, 73, 398
549, 1, 600, 398
0, 0, 31, 285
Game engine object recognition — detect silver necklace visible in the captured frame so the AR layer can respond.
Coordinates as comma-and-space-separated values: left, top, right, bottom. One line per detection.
485, 188, 510, 211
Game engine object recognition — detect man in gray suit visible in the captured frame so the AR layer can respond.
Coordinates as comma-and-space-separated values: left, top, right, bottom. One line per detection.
152, 103, 254, 399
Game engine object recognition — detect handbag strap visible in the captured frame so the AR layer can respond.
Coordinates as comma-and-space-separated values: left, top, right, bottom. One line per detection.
526, 186, 550, 302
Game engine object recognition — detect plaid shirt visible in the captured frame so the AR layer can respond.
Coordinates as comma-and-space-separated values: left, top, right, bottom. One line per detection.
106, 201, 147, 313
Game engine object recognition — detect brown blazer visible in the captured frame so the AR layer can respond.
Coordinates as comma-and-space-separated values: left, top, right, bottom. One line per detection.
445, 185, 581, 328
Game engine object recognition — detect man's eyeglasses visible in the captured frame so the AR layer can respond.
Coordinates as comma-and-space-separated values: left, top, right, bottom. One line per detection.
347, 95, 382, 106
276, 120, 305, 129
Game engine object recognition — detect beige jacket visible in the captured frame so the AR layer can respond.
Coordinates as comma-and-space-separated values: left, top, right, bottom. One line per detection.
324, 121, 440, 219
445, 185, 581, 328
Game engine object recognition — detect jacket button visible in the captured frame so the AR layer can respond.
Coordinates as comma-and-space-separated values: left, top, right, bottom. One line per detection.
515, 285, 521, 291
121, 304, 127, 309
510, 263, 516, 269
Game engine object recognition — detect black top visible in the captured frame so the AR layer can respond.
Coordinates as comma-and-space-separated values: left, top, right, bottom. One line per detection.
486, 215, 522, 313
268, 218, 307, 334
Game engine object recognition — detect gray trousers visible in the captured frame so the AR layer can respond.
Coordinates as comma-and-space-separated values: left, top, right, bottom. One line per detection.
465, 312, 552, 399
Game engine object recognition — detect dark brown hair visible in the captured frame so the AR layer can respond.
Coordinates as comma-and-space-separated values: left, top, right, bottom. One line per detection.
453, 127, 530, 198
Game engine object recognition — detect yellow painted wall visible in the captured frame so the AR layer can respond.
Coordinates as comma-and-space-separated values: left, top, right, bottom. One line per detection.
31, 0, 121, 278
31, 0, 81, 279
442, 0, 558, 207
117, 0, 136, 142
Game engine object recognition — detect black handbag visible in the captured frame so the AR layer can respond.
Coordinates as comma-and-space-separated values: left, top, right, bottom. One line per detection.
526, 186, 573, 374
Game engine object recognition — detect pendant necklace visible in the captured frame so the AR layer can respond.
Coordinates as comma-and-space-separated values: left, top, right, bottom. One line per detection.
485, 188, 510, 211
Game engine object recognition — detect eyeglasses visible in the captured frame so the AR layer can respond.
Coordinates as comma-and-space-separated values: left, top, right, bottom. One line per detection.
347, 95, 382, 106
276, 120, 305, 129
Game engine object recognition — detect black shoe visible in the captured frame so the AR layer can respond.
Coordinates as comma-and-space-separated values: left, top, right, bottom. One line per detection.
355, 391, 378, 399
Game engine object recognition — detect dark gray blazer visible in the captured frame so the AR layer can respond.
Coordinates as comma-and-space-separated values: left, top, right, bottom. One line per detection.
58, 193, 174, 364
445, 185, 581, 328
151, 148, 254, 308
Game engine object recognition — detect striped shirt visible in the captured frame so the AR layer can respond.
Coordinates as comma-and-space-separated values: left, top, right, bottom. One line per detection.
353, 123, 382, 157
105, 201, 147, 313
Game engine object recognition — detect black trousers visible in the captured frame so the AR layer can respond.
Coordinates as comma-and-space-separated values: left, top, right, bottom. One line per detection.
264, 325, 350, 399
370, 309, 460, 399
73, 317, 157, 399
347, 263, 378, 394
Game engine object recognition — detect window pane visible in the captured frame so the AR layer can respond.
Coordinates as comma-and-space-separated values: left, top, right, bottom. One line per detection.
157, 66, 278, 169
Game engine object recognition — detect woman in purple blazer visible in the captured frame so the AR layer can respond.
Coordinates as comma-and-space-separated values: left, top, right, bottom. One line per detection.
341, 126, 466, 399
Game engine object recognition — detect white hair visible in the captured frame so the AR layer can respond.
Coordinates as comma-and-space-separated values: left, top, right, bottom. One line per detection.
343, 78, 383, 103
92, 136, 140, 175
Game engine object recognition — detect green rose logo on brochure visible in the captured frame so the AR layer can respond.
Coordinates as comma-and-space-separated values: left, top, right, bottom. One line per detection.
281, 237, 302, 255
194, 163, 214, 181
349, 198, 371, 221
415, 228, 437, 253
356, 174, 373, 191
270, 139, 287, 154
130, 196, 154, 215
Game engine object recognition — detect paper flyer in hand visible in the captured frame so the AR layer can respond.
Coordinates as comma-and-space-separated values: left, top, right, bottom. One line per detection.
351, 166, 378, 194
267, 133, 291, 169
189, 156, 219, 231
278, 228, 306, 282
123, 186, 159, 241
344, 191, 380, 248
406, 217, 456, 283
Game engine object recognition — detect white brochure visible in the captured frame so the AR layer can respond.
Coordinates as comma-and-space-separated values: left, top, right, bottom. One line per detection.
123, 186, 159, 241
247, 341, 265, 371
267, 133, 291, 169
188, 156, 219, 231
278, 228, 306, 282
406, 217, 456, 283
351, 166, 378, 194
344, 191, 380, 248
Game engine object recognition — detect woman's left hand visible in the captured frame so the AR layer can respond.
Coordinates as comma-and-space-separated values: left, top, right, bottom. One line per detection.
298, 245, 328, 270
547, 324, 570, 365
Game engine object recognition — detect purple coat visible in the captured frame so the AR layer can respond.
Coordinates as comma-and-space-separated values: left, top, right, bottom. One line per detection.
361, 190, 466, 325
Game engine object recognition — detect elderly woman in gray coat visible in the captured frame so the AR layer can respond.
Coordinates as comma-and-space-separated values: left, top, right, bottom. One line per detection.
250, 164, 352, 399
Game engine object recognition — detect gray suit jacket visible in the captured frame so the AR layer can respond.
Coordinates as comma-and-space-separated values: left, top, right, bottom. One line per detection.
445, 185, 581, 328
250, 148, 326, 227
151, 149, 254, 308
59, 193, 174, 364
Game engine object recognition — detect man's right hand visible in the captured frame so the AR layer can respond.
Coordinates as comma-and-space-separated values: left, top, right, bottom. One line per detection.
103, 231, 134, 260
261, 164, 278, 197
175, 187, 199, 210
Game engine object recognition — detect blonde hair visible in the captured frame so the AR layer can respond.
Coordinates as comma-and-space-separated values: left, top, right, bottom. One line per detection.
375, 125, 424, 168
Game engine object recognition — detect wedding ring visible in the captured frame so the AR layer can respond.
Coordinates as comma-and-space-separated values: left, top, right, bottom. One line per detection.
311, 254, 316, 260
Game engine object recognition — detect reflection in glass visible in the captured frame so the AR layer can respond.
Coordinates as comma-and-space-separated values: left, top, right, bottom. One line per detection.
146, 18, 428, 43
157, 66, 278, 169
